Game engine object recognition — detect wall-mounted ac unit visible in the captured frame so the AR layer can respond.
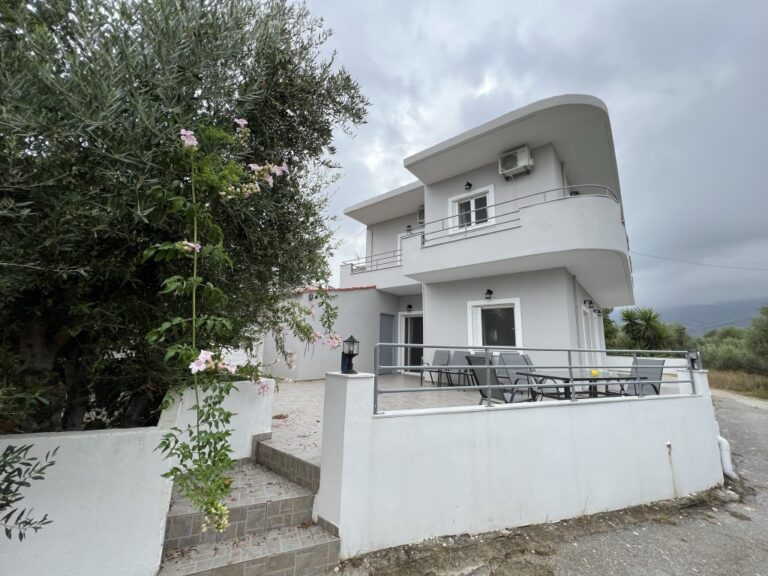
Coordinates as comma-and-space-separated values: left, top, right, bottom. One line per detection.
416, 205, 425, 224
498, 146, 534, 179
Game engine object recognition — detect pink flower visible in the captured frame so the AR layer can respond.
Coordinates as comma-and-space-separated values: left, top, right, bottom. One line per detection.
189, 350, 214, 374
180, 240, 201, 253
257, 379, 271, 396
264, 174, 274, 187
234, 118, 248, 128
179, 129, 198, 148
271, 162, 289, 176
325, 334, 343, 350
310, 332, 322, 343
247, 163, 261, 172
219, 361, 237, 374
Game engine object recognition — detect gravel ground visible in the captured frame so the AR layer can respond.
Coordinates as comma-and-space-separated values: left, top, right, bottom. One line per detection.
340, 390, 768, 576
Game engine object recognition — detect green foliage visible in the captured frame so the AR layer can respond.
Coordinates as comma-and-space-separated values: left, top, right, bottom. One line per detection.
698, 325, 765, 373
619, 307, 671, 350
0, 0, 367, 430
1, 444, 57, 541
747, 306, 768, 368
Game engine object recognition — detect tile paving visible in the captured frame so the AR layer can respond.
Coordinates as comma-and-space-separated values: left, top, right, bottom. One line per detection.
264, 374, 479, 465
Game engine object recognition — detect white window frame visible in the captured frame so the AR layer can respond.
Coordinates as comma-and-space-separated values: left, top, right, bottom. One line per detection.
447, 185, 495, 234
466, 297, 523, 348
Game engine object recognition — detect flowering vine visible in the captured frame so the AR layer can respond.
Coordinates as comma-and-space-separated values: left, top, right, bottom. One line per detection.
148, 120, 298, 532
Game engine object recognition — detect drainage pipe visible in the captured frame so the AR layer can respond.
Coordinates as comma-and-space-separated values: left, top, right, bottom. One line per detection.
715, 421, 738, 480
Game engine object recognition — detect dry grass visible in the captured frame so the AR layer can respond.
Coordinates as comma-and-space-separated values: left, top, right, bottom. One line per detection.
708, 369, 768, 400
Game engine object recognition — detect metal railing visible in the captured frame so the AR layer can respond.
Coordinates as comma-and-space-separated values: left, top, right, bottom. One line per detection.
343, 248, 403, 274
372, 343, 698, 415
408, 184, 620, 246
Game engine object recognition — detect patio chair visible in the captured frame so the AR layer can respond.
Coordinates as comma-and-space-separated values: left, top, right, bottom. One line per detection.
521, 354, 565, 400
466, 355, 514, 404
622, 358, 665, 396
445, 350, 473, 387
497, 352, 535, 402
420, 349, 451, 387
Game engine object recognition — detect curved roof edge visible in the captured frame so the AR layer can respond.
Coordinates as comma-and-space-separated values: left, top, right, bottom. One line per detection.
403, 94, 609, 169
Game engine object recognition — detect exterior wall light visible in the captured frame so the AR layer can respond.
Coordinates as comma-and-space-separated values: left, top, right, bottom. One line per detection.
341, 335, 359, 374
406, 304, 413, 311
583, 299, 594, 309
465, 181, 472, 191
485, 289, 493, 300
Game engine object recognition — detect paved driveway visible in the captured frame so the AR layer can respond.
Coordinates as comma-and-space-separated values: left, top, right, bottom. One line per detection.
530, 391, 768, 575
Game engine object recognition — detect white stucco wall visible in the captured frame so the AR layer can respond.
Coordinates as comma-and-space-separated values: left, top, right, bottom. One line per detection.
367, 213, 419, 257
262, 289, 399, 380
423, 144, 563, 226
0, 381, 275, 576
315, 371, 724, 559
171, 379, 275, 459
422, 268, 575, 367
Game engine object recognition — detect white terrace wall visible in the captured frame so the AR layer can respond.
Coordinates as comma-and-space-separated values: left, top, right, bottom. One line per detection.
315, 371, 723, 559
0, 379, 274, 576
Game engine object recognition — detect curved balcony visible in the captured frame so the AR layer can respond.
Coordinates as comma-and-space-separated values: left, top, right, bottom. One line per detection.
400, 186, 633, 306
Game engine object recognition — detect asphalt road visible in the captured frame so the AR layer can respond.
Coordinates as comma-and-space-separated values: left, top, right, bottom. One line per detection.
543, 391, 768, 576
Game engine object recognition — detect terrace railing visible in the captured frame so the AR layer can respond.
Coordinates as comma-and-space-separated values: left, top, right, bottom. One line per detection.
408, 184, 621, 246
372, 343, 699, 415
343, 248, 403, 274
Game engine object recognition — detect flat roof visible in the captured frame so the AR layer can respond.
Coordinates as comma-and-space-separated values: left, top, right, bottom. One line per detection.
343, 180, 424, 226
404, 94, 621, 195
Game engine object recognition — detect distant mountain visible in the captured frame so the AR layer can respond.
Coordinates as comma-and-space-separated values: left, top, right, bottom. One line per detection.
612, 298, 767, 336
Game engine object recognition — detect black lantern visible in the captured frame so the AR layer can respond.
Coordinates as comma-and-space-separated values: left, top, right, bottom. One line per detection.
341, 335, 359, 374
485, 289, 493, 300
406, 304, 413, 312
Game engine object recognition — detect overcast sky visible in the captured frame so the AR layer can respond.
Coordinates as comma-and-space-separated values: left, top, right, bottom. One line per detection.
305, 0, 768, 308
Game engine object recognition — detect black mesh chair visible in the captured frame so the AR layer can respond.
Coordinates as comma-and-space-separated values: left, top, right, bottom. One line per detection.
521, 354, 565, 400
497, 352, 536, 402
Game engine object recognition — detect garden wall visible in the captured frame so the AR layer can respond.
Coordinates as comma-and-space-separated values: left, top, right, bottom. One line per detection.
0, 379, 274, 576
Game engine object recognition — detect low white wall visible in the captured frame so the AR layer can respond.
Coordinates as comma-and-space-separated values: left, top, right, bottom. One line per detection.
0, 379, 274, 576
315, 371, 723, 559
171, 379, 275, 459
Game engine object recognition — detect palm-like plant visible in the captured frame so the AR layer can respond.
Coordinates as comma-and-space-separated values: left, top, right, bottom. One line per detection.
620, 307, 670, 350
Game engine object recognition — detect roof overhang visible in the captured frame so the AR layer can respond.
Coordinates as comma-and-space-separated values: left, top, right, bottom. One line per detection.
343, 181, 424, 226
403, 94, 621, 198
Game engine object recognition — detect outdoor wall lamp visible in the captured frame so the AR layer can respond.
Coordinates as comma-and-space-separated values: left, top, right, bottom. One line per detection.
465, 181, 473, 191
583, 299, 594, 309
341, 335, 359, 374
485, 289, 493, 300
406, 304, 413, 311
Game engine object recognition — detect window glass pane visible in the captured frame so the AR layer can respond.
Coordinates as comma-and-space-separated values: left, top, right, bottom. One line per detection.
457, 200, 472, 227
481, 307, 516, 346
474, 196, 488, 224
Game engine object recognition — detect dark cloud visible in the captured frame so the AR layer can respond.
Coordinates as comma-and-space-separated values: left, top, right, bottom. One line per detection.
308, 0, 768, 308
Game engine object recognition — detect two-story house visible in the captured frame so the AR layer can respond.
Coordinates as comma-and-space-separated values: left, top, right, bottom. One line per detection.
263, 94, 634, 379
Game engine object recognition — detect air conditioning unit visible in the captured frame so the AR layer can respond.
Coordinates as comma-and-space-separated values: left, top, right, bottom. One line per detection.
416, 205, 425, 224
498, 146, 534, 179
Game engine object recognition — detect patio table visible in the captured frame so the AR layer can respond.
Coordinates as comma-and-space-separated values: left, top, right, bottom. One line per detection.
515, 369, 647, 400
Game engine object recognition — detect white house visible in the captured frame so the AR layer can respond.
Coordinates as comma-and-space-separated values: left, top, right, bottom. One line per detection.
264, 94, 634, 378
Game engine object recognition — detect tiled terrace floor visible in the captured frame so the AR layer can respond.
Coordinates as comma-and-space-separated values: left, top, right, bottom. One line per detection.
265, 374, 478, 465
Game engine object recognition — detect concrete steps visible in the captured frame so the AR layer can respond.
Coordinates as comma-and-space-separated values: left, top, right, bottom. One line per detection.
160, 446, 338, 576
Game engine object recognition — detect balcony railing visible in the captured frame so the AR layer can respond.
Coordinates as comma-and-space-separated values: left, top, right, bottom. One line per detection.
343, 248, 403, 274
410, 184, 620, 246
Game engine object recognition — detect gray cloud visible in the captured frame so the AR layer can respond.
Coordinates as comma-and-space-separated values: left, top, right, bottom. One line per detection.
308, 0, 768, 308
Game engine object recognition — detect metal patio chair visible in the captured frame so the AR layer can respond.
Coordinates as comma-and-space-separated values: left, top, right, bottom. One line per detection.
466, 355, 514, 404
521, 354, 566, 400
420, 349, 451, 387
497, 352, 536, 402
444, 350, 474, 387
622, 357, 665, 396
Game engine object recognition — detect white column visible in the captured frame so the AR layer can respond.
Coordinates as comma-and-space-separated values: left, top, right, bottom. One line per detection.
314, 371, 374, 552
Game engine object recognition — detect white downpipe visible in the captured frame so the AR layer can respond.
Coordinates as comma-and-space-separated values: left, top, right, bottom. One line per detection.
715, 421, 738, 480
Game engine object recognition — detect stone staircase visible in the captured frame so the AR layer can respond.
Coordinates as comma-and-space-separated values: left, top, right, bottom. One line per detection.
159, 440, 338, 576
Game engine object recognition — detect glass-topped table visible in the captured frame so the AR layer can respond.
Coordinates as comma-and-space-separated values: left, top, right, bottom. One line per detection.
515, 369, 645, 400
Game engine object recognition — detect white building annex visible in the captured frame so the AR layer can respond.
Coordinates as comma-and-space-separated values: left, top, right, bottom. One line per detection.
264, 94, 634, 377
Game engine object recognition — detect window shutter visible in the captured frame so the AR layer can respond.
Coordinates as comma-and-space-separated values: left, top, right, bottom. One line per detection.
471, 306, 483, 346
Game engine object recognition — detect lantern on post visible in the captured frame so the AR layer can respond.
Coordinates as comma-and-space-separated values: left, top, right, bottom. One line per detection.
341, 335, 360, 374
